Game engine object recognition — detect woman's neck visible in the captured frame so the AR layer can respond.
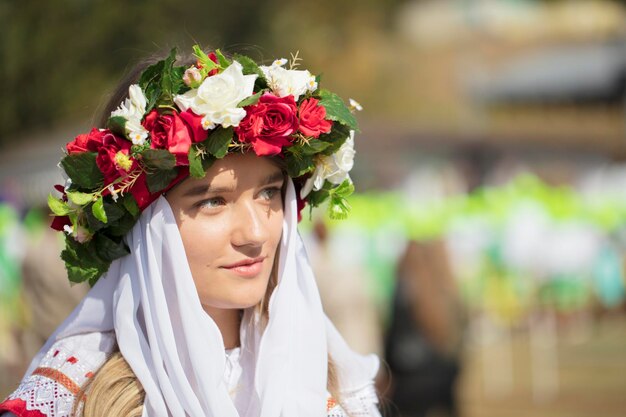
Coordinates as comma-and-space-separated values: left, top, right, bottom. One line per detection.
203, 306, 242, 349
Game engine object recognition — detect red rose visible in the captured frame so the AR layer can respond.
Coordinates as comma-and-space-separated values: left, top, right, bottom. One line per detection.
66, 128, 107, 154
143, 110, 207, 166
235, 93, 299, 156
96, 133, 136, 184
298, 98, 332, 138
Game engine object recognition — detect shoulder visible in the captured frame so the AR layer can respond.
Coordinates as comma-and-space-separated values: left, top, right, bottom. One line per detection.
0, 332, 116, 417
327, 383, 382, 417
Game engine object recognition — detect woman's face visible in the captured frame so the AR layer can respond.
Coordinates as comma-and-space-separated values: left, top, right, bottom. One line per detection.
166, 152, 284, 311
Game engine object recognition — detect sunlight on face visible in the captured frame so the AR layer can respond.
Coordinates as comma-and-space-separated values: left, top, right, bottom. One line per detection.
165, 153, 284, 312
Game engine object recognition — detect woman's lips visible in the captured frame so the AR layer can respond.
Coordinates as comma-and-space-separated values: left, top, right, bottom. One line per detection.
221, 257, 265, 277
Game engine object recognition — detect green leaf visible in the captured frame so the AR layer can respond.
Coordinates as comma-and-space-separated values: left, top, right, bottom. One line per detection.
332, 179, 354, 198
215, 49, 231, 68
61, 238, 108, 284
66, 191, 94, 206
307, 188, 329, 208
237, 90, 263, 108
233, 54, 264, 78
107, 116, 127, 137
139, 59, 165, 113
285, 152, 315, 178
48, 194, 71, 216
171, 65, 188, 95
60, 152, 103, 189
160, 48, 179, 102
319, 123, 351, 156
107, 210, 138, 237
188, 145, 206, 178
92, 197, 108, 223
95, 234, 129, 262
192, 45, 219, 73
121, 193, 140, 217
328, 195, 351, 220
142, 149, 176, 170
205, 127, 233, 158
298, 140, 331, 155
318, 89, 358, 131
146, 168, 179, 193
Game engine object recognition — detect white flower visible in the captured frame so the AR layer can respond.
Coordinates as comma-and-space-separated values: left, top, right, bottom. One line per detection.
272, 58, 288, 67
174, 61, 257, 129
349, 98, 363, 112
63, 225, 73, 235
260, 64, 317, 101
301, 131, 356, 199
111, 84, 149, 140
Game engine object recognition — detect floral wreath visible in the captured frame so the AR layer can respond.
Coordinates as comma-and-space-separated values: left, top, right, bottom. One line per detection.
47, 46, 362, 285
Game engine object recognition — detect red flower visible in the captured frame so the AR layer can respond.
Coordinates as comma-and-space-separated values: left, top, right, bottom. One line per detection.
66, 128, 107, 154
235, 93, 299, 156
298, 98, 332, 138
96, 133, 137, 185
143, 110, 208, 166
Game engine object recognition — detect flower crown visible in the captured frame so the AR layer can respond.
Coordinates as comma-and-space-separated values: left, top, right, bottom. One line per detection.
47, 46, 361, 285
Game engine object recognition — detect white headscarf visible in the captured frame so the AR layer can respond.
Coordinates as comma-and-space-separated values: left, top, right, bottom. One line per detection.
25, 180, 379, 417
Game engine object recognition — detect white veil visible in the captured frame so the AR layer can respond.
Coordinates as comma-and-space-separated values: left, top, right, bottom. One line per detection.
25, 180, 379, 417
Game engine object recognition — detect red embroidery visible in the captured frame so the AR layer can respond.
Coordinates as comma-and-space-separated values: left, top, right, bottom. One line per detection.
0, 397, 48, 417
85, 371, 94, 378
52, 350, 59, 357
66, 356, 78, 364
327, 397, 337, 411
32, 367, 81, 396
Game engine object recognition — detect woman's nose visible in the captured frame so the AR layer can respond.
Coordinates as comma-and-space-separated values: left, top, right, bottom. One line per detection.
231, 200, 268, 248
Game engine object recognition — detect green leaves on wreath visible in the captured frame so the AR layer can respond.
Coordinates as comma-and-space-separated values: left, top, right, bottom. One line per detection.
61, 233, 129, 285
142, 148, 179, 193
307, 179, 354, 220
317, 89, 358, 131
188, 144, 215, 179
60, 152, 103, 189
139, 48, 187, 112
284, 145, 316, 178
317, 123, 351, 156
106, 116, 127, 137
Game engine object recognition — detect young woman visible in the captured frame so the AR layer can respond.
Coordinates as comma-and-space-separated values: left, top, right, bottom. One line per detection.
0, 47, 380, 417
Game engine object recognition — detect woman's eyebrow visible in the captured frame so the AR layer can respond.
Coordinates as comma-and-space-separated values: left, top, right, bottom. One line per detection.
262, 171, 285, 186
183, 183, 236, 197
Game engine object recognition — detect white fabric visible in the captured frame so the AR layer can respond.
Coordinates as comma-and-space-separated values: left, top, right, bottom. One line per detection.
23, 180, 379, 417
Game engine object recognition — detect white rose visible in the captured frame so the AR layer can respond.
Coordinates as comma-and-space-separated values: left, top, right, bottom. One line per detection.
300, 131, 356, 199
174, 61, 257, 129
260, 64, 317, 101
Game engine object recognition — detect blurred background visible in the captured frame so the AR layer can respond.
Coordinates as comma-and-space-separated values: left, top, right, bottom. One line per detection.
1, 0, 626, 416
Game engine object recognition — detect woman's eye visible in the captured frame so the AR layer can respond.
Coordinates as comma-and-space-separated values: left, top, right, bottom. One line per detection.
259, 187, 280, 201
199, 197, 225, 209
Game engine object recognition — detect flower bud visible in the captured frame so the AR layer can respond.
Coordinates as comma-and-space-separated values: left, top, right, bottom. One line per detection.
183, 67, 203, 88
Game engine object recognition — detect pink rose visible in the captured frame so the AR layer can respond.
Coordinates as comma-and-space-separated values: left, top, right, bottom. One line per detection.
298, 98, 332, 138
235, 93, 299, 156
96, 133, 136, 185
142, 109, 208, 166
66, 128, 107, 154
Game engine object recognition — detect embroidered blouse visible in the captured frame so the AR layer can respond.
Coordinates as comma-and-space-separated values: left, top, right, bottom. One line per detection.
0, 332, 380, 417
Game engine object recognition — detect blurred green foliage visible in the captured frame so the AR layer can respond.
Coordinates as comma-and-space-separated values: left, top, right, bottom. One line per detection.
0, 0, 405, 146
